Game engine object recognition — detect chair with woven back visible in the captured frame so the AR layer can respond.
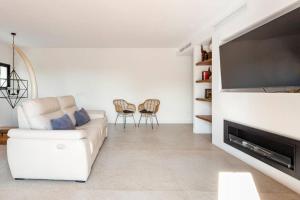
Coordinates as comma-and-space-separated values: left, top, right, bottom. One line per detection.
138, 99, 160, 129
113, 99, 136, 129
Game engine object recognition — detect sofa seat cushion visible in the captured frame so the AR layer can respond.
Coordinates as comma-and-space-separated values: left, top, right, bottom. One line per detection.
76, 118, 105, 154
86, 128, 99, 155
77, 118, 105, 130
76, 126, 100, 154
139, 109, 153, 114
123, 110, 134, 114
86, 110, 106, 120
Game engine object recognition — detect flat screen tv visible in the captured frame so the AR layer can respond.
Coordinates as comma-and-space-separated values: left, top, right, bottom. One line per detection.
220, 7, 300, 90
0, 62, 10, 89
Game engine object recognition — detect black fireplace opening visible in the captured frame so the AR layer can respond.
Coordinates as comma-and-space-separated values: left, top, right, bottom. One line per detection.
224, 120, 300, 180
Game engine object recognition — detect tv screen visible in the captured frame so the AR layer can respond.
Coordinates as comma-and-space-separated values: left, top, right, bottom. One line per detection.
220, 7, 300, 89
0, 63, 10, 89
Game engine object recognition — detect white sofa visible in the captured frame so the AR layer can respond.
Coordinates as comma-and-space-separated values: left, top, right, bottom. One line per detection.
7, 96, 107, 182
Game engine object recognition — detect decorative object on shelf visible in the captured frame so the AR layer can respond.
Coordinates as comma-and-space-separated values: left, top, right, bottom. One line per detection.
205, 89, 212, 100
201, 45, 209, 61
207, 39, 212, 59
0, 33, 28, 108
208, 67, 212, 79
208, 52, 212, 59
202, 71, 211, 80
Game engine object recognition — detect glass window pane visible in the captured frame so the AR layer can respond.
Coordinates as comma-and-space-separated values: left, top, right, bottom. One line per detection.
0, 66, 8, 87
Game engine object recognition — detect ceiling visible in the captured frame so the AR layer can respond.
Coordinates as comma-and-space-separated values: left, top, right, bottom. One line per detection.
0, 0, 243, 48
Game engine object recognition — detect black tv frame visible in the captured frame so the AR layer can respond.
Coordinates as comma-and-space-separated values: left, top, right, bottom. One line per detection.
219, 6, 300, 93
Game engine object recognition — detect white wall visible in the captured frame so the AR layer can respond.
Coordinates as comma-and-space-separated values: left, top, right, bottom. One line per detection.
22, 48, 192, 124
212, 0, 300, 193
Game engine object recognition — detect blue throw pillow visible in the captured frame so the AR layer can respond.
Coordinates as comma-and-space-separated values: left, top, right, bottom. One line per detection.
51, 114, 75, 130
74, 108, 91, 126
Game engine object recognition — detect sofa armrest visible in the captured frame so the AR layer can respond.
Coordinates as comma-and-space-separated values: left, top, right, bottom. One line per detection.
86, 110, 106, 120
8, 129, 87, 140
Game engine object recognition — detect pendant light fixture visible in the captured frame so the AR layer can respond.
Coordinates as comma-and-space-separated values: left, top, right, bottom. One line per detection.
0, 33, 28, 108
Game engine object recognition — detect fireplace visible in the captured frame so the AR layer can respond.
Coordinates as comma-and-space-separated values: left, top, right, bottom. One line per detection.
224, 120, 300, 180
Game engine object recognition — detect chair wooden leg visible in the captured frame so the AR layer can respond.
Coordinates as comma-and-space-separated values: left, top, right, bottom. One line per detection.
138, 114, 142, 127
155, 115, 159, 126
132, 114, 136, 127
123, 115, 126, 129
114, 114, 119, 125
146, 116, 148, 126
151, 116, 154, 129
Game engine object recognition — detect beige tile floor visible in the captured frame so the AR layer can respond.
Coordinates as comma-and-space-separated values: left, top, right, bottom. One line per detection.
0, 124, 299, 200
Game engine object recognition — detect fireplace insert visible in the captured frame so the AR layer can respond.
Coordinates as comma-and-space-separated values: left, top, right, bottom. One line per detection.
224, 120, 300, 180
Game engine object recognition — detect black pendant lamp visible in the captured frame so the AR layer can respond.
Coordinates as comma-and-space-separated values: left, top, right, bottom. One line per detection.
0, 33, 28, 108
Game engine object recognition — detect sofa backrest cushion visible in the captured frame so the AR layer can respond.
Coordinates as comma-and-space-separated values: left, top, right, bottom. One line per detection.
57, 95, 76, 108
22, 97, 64, 130
17, 105, 31, 129
57, 96, 77, 125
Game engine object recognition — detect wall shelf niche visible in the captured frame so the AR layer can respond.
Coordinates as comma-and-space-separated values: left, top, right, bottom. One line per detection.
196, 115, 212, 123
193, 39, 213, 133
196, 98, 211, 102
195, 79, 211, 83
196, 58, 212, 66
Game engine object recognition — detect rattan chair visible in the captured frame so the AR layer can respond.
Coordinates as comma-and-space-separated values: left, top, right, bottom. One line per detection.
113, 99, 136, 129
138, 99, 160, 129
